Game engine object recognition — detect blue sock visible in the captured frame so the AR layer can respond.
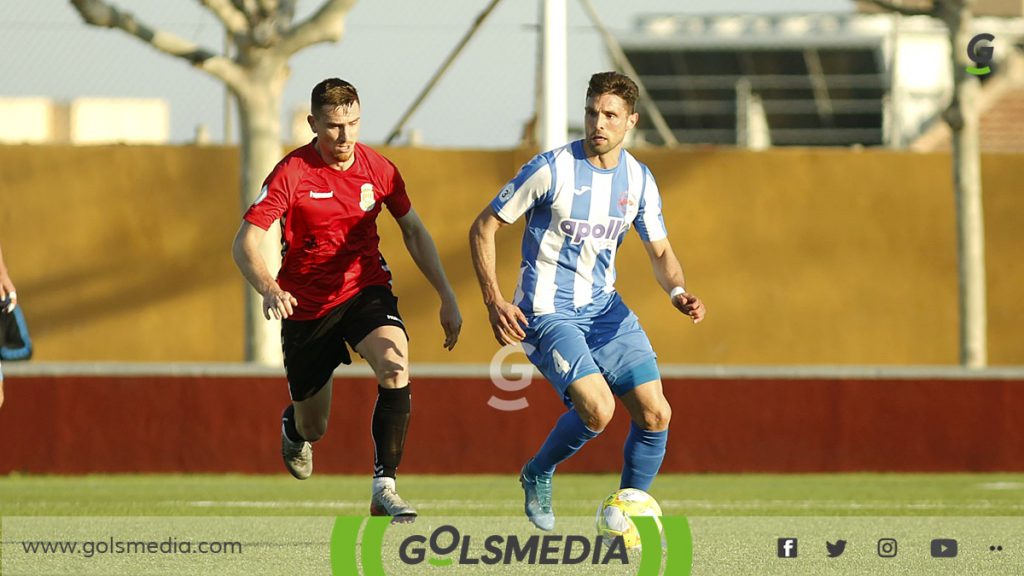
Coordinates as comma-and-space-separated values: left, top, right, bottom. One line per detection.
620, 422, 668, 491
528, 409, 601, 476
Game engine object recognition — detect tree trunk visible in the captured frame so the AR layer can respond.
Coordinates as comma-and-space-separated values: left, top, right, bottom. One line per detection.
235, 61, 289, 364
943, 0, 988, 367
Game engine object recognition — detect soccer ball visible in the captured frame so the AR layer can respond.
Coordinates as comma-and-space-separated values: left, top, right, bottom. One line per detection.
595, 488, 663, 549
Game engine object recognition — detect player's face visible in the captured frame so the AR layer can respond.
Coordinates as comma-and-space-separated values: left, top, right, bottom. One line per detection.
309, 102, 361, 164
583, 93, 638, 158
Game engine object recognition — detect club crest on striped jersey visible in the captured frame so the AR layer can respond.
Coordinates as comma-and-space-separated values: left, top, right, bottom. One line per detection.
558, 217, 625, 245
359, 183, 376, 211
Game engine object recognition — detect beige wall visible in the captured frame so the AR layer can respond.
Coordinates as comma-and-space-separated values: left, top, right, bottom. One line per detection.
0, 146, 243, 361
1, 145, 1021, 364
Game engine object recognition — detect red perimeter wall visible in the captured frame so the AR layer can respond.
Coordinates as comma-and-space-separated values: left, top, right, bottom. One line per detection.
1, 374, 1022, 474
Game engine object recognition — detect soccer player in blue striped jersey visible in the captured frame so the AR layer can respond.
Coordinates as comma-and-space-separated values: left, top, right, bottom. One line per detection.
470, 72, 706, 531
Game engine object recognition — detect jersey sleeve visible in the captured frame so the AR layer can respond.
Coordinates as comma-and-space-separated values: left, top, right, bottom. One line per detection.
633, 167, 668, 242
244, 159, 294, 230
490, 154, 553, 224
382, 162, 412, 219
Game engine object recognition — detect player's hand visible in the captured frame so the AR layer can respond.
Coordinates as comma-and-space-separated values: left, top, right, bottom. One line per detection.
487, 299, 527, 346
0, 272, 16, 313
672, 291, 705, 324
262, 286, 298, 320
440, 295, 462, 351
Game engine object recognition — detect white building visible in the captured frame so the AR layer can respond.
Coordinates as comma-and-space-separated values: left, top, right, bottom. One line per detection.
0, 98, 169, 145
619, 11, 1024, 149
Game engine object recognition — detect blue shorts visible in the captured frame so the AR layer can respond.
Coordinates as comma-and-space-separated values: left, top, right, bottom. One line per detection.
522, 293, 660, 406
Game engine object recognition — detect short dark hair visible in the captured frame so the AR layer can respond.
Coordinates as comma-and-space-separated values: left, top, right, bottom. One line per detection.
311, 78, 359, 112
586, 72, 639, 113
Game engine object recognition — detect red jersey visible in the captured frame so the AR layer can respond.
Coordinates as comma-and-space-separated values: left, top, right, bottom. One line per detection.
244, 140, 412, 320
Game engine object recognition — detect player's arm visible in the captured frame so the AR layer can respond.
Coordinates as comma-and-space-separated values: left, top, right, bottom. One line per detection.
395, 208, 462, 350
0, 243, 17, 313
641, 237, 705, 324
231, 221, 297, 320
469, 209, 527, 345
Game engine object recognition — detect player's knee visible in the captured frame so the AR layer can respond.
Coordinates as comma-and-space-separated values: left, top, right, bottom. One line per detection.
297, 417, 328, 442
639, 401, 671, 431
375, 358, 408, 388
580, 399, 615, 432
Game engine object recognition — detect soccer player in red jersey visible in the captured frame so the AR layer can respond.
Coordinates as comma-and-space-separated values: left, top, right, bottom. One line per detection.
232, 78, 462, 522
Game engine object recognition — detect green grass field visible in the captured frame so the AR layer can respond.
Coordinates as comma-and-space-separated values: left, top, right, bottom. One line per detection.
3, 473, 1023, 575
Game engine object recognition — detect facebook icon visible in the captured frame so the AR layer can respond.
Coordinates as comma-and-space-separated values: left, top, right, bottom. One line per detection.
778, 538, 799, 558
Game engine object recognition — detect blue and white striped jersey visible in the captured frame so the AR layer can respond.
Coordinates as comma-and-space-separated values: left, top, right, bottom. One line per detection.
490, 140, 668, 317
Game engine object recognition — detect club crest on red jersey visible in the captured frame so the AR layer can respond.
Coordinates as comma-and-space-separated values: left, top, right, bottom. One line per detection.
360, 183, 376, 211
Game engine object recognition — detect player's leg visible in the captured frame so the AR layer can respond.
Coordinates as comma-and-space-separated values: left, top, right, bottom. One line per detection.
617, 377, 671, 491
348, 287, 416, 521
590, 295, 669, 492
289, 379, 334, 441
519, 316, 609, 530
527, 373, 615, 477
279, 305, 352, 480
280, 379, 333, 480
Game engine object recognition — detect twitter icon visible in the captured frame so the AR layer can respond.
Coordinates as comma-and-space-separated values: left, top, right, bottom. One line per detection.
826, 540, 848, 558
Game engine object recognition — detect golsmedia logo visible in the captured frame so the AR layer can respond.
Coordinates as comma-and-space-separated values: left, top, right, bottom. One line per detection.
558, 218, 625, 245
331, 516, 692, 575
966, 33, 995, 76
398, 525, 628, 566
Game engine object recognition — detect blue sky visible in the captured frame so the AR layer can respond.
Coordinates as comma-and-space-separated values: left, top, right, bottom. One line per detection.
3, 0, 853, 147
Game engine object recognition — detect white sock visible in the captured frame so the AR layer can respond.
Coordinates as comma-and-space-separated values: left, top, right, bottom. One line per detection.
372, 476, 395, 495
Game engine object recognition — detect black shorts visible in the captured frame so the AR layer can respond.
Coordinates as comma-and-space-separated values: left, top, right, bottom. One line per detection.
282, 285, 408, 401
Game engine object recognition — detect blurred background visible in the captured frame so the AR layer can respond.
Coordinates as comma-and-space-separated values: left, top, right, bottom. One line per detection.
2, 0, 1022, 366
1, 0, 1023, 478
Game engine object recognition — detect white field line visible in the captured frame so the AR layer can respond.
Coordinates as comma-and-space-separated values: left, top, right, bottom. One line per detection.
142, 499, 1024, 512
659, 499, 1024, 511
976, 482, 1024, 490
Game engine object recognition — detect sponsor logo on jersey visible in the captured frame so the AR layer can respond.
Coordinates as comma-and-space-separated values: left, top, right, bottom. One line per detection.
360, 183, 376, 211
574, 185, 592, 196
558, 218, 625, 245
498, 183, 515, 201
309, 190, 334, 199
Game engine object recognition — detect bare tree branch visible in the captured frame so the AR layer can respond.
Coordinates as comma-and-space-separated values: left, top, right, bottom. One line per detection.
70, 0, 246, 90
257, 0, 279, 16
278, 0, 356, 56
232, 0, 259, 19
932, 0, 965, 26
270, 0, 298, 40
276, 0, 297, 26
199, 0, 248, 35
203, 57, 248, 91
864, 0, 936, 17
